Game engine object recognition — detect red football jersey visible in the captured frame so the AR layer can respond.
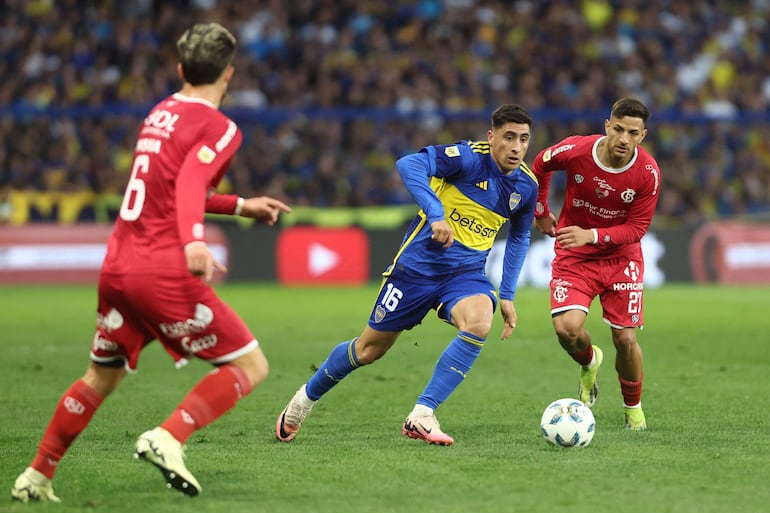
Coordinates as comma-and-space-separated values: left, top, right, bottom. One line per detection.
103, 93, 242, 274
533, 134, 661, 259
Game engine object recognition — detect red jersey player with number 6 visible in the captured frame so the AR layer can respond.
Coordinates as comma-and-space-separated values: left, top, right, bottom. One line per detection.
12, 23, 290, 503
532, 98, 661, 431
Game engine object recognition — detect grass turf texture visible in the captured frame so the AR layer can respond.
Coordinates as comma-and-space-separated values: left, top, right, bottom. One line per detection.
1, 283, 768, 513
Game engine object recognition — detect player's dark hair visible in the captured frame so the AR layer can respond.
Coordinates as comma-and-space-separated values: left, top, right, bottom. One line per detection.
177, 23, 237, 86
611, 98, 650, 123
491, 104, 532, 129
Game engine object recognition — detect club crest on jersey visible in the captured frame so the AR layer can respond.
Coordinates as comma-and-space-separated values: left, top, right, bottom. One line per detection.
197, 145, 216, 164
575, 174, 584, 183
621, 188, 636, 203
509, 192, 522, 211
444, 146, 460, 157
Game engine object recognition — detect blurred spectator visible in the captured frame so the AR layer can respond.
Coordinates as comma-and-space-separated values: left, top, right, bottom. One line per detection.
0, 0, 769, 224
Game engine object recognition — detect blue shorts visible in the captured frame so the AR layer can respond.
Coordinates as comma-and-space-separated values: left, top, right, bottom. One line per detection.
367, 268, 498, 332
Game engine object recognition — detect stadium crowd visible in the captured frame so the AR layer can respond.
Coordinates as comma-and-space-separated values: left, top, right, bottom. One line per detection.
1, 0, 769, 225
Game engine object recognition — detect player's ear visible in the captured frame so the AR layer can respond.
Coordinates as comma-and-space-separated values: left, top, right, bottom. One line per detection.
223, 65, 235, 83
177, 62, 185, 82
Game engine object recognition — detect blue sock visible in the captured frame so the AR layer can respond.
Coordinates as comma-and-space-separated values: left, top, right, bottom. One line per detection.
305, 339, 360, 401
416, 331, 484, 410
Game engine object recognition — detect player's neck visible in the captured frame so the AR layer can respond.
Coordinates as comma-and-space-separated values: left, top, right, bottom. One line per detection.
596, 139, 631, 169
179, 83, 225, 108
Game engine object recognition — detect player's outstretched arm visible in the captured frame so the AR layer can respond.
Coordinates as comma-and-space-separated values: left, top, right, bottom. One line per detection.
239, 196, 291, 226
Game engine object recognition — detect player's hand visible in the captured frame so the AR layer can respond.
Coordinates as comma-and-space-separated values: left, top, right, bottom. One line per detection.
429, 220, 454, 249
534, 213, 557, 237
556, 226, 593, 249
499, 299, 517, 340
184, 242, 227, 282
240, 196, 291, 226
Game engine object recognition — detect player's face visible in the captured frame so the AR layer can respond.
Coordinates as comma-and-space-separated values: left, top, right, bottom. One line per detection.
603, 115, 647, 165
488, 122, 531, 174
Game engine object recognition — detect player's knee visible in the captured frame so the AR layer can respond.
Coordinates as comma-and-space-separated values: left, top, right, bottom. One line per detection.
459, 319, 492, 339
612, 332, 639, 356
553, 320, 582, 346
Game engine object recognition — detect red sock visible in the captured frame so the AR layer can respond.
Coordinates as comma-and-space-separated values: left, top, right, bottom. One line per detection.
32, 379, 104, 479
571, 345, 594, 367
619, 375, 643, 407
161, 365, 253, 444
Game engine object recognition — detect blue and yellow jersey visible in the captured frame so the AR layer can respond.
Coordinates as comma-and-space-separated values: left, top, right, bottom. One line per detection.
390, 140, 538, 299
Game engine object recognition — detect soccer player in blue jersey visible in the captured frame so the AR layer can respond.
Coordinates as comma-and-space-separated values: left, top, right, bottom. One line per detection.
276, 104, 537, 445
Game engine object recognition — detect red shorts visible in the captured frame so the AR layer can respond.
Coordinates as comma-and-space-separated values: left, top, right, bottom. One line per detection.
549, 252, 645, 328
91, 271, 256, 371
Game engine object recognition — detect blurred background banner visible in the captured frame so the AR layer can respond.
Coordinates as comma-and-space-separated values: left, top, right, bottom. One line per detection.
689, 220, 770, 284
0, 223, 229, 284
6, 216, 765, 286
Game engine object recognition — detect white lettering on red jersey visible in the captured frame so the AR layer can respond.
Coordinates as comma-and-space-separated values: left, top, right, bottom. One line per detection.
533, 134, 661, 259
104, 94, 243, 274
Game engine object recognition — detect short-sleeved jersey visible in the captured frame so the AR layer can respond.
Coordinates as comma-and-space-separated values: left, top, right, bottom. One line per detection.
392, 140, 538, 300
533, 134, 660, 260
102, 93, 243, 275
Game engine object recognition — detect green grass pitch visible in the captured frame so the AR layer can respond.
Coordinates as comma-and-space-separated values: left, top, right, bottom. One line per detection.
1, 283, 768, 513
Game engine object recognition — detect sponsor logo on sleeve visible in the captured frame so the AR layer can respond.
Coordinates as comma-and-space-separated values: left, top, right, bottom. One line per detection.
544, 144, 574, 162
197, 145, 216, 164
444, 146, 460, 157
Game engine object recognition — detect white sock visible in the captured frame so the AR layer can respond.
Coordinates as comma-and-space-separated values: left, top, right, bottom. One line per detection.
298, 384, 317, 406
410, 404, 434, 417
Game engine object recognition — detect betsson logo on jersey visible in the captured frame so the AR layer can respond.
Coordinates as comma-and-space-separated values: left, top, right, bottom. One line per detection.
447, 208, 497, 238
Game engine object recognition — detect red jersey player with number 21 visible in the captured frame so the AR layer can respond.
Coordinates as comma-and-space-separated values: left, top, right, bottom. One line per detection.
532, 98, 661, 431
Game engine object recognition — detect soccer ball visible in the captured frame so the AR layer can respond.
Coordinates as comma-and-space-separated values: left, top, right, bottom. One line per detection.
540, 398, 595, 447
